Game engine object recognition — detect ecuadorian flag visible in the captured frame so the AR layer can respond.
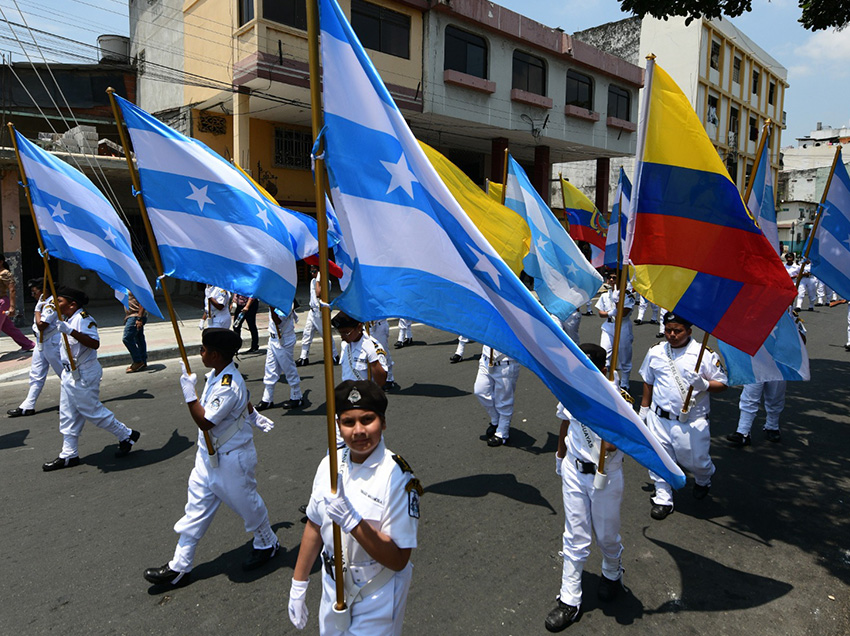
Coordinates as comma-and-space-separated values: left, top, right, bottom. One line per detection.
627, 61, 796, 355
560, 177, 606, 267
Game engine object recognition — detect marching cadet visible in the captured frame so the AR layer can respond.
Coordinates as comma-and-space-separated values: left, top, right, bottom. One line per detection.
42, 287, 141, 471
8, 278, 62, 418
449, 335, 468, 363
795, 259, 817, 311
256, 303, 303, 411
288, 380, 420, 635
201, 284, 232, 329
369, 318, 399, 391
595, 270, 635, 391
638, 312, 727, 520
298, 266, 339, 366
633, 294, 659, 326
332, 312, 388, 387
474, 345, 520, 446
394, 318, 413, 348
547, 344, 626, 632
144, 328, 279, 586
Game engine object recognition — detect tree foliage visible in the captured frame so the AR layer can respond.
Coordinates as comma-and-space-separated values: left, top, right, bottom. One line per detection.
618, 0, 850, 31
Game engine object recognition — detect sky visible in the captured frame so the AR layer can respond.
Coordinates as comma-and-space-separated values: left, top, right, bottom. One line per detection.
1, 0, 844, 145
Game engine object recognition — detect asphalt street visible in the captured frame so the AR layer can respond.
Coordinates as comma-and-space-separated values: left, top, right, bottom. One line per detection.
2, 305, 849, 635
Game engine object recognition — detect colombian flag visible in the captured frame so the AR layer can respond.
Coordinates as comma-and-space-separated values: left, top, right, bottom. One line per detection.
628, 61, 796, 355
561, 177, 606, 268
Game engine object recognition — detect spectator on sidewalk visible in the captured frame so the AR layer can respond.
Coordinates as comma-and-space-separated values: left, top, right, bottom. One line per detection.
231, 294, 260, 353
123, 292, 148, 373
0, 255, 35, 352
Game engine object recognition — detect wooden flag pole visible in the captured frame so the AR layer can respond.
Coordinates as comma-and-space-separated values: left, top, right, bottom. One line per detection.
501, 148, 509, 205
39, 259, 49, 345
105, 89, 216, 460
8, 123, 76, 369
306, 0, 346, 611
743, 119, 772, 207
679, 333, 710, 415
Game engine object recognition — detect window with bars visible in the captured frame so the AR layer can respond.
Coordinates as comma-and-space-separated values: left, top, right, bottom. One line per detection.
512, 50, 546, 95
710, 41, 720, 70
264, 0, 306, 30
444, 26, 487, 79
752, 69, 760, 94
351, 0, 410, 59
732, 57, 741, 83
768, 81, 776, 105
274, 128, 312, 170
566, 70, 593, 111
607, 85, 630, 121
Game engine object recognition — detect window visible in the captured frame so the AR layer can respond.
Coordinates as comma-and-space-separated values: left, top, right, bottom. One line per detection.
264, 0, 306, 30
351, 0, 410, 59
752, 69, 759, 94
749, 116, 758, 142
512, 50, 546, 96
137, 49, 145, 76
566, 70, 593, 111
274, 128, 312, 170
707, 94, 718, 125
608, 85, 630, 121
710, 40, 720, 70
444, 26, 487, 79
768, 81, 776, 105
729, 106, 739, 146
732, 57, 741, 83
238, 0, 254, 26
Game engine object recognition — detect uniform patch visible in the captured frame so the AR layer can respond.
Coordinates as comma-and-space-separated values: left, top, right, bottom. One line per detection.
392, 454, 413, 473
375, 346, 386, 356
406, 479, 422, 518
221, 374, 232, 386
80, 311, 89, 318
618, 388, 635, 404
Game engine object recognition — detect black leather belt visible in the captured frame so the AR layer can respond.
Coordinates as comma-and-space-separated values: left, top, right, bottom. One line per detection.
488, 359, 509, 366
575, 459, 596, 474
654, 405, 672, 419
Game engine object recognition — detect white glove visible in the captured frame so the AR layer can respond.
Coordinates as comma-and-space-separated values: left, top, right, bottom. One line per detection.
57, 320, 73, 335
288, 578, 310, 630
325, 475, 362, 533
555, 454, 564, 476
639, 405, 649, 423
198, 318, 206, 331
179, 361, 198, 403
681, 369, 709, 393
247, 409, 274, 432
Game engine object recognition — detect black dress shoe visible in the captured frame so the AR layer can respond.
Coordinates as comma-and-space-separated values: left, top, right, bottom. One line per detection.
726, 431, 751, 447
545, 600, 579, 632
692, 483, 710, 500
650, 503, 673, 520
247, 347, 261, 353
144, 564, 191, 586
298, 503, 308, 514
282, 398, 304, 410
394, 341, 404, 349
295, 357, 309, 367
649, 319, 660, 325
633, 319, 643, 325
382, 381, 399, 392
7, 407, 35, 417
485, 424, 497, 438
333, 356, 340, 365
764, 429, 782, 443
242, 542, 280, 571
115, 429, 141, 457
449, 354, 462, 363
487, 435, 508, 447
403, 338, 413, 346
255, 401, 273, 412
597, 574, 624, 602
655, 332, 665, 338
42, 456, 80, 472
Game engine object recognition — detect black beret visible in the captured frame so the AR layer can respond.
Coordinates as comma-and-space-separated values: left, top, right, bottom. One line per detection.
331, 311, 360, 330
335, 380, 388, 416
202, 327, 242, 357
662, 312, 693, 328
27, 277, 44, 290
56, 286, 89, 307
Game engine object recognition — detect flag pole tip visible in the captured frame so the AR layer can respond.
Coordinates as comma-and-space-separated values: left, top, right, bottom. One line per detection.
646, 53, 656, 60
106, 87, 115, 95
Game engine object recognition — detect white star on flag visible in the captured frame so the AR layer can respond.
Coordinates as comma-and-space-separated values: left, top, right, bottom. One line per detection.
186, 182, 214, 211
536, 236, 547, 252
51, 201, 69, 221
256, 203, 271, 229
843, 233, 850, 250
380, 154, 417, 198
103, 226, 118, 244
470, 245, 501, 290
566, 261, 579, 277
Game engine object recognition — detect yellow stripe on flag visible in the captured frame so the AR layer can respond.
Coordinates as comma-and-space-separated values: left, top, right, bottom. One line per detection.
487, 181, 504, 203
419, 141, 530, 275
560, 177, 597, 214
631, 264, 697, 309
234, 163, 279, 205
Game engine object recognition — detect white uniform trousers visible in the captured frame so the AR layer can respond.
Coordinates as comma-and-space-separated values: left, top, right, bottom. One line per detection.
300, 308, 338, 359
646, 410, 715, 508
737, 381, 786, 433
169, 442, 276, 573
473, 362, 520, 439
319, 562, 413, 636
846, 305, 850, 346
454, 336, 468, 356
561, 311, 580, 343
396, 318, 412, 343
816, 280, 836, 304
262, 334, 302, 403
369, 321, 394, 382
796, 278, 816, 309
636, 296, 659, 322
20, 335, 62, 410
599, 327, 633, 390
58, 362, 132, 458
558, 458, 624, 606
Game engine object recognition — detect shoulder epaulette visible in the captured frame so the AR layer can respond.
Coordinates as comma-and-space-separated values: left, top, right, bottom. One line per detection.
619, 389, 635, 404
221, 374, 232, 386
405, 478, 423, 496
392, 454, 413, 473
705, 346, 715, 354
80, 310, 89, 318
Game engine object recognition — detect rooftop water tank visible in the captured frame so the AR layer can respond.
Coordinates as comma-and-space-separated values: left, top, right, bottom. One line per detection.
97, 34, 130, 64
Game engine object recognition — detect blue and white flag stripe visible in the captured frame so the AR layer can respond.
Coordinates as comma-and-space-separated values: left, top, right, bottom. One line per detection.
115, 95, 313, 311
14, 130, 161, 317
605, 168, 631, 268
326, 195, 353, 290
504, 156, 602, 321
319, 0, 684, 488
811, 152, 850, 301
748, 128, 780, 254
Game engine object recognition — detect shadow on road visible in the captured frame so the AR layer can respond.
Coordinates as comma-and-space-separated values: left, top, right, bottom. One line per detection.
85, 428, 194, 472
425, 472, 556, 514
0, 427, 29, 449
396, 382, 471, 398
102, 388, 155, 404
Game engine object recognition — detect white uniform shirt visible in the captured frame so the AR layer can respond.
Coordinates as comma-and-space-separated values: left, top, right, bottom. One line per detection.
199, 361, 251, 450
205, 286, 232, 328
479, 345, 512, 368
59, 308, 99, 366
340, 335, 388, 382
269, 307, 297, 341
785, 261, 800, 279
556, 402, 624, 469
307, 440, 418, 572
309, 275, 321, 311
595, 289, 635, 335
639, 338, 727, 418
33, 295, 59, 340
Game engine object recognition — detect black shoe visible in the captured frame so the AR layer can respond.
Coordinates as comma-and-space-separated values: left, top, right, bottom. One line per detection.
807, 307, 814, 311
487, 435, 508, 447
333, 356, 340, 365
394, 341, 405, 349
545, 600, 579, 632
247, 346, 260, 353
404, 338, 413, 346
633, 319, 643, 325
845, 344, 850, 352
298, 503, 308, 514
726, 431, 751, 447
449, 354, 462, 363
7, 407, 35, 417
282, 398, 304, 410
115, 429, 141, 457
815, 302, 824, 306
597, 574, 624, 602
42, 456, 80, 472
485, 424, 497, 438
650, 503, 673, 520
144, 564, 191, 586
255, 401, 273, 412
649, 319, 660, 325
584, 310, 593, 316
242, 542, 280, 571
295, 357, 309, 367
692, 483, 710, 500
764, 429, 782, 443
382, 381, 399, 392
655, 332, 665, 338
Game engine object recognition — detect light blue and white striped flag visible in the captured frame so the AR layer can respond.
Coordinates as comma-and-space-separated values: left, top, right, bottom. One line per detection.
326, 195, 353, 290
810, 150, 850, 300
504, 156, 602, 321
14, 129, 161, 317
748, 127, 780, 254
318, 0, 684, 488
114, 95, 317, 311
605, 167, 631, 268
